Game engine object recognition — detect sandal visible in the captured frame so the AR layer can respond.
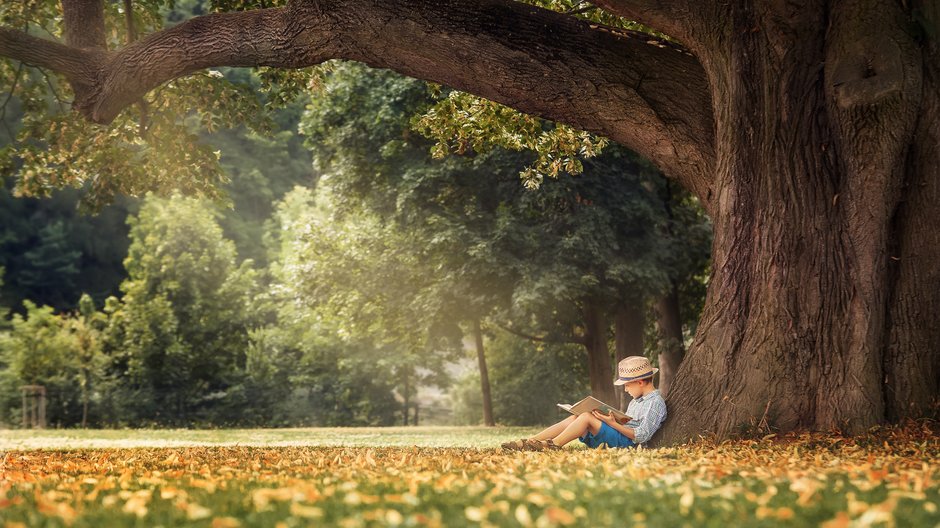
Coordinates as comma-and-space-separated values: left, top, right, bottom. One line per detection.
523, 439, 564, 452
500, 438, 530, 451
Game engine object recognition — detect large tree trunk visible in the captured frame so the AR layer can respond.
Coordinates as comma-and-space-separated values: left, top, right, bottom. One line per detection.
614, 302, 645, 409
583, 299, 616, 405
884, 1, 940, 421
654, 284, 684, 397
472, 319, 495, 426
656, 0, 935, 444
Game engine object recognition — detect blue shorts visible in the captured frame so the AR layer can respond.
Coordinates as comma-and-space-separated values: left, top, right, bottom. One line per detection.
579, 422, 637, 449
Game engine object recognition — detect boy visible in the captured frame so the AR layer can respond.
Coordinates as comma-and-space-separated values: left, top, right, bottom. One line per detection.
501, 356, 667, 451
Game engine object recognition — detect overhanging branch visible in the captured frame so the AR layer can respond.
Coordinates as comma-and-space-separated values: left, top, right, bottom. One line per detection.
0, 0, 717, 202
586, 0, 706, 48
0, 27, 99, 88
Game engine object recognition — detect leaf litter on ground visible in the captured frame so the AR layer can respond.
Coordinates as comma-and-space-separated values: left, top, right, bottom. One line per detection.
0, 422, 937, 527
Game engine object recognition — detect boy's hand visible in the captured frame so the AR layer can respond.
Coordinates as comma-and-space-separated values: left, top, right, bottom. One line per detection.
591, 410, 616, 425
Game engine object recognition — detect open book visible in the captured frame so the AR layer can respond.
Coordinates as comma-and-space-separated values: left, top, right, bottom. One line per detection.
557, 396, 631, 421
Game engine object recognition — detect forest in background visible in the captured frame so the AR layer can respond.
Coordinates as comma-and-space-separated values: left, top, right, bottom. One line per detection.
0, 2, 711, 429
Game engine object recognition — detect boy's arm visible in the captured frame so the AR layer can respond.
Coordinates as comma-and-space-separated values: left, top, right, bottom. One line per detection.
629, 399, 668, 444
592, 411, 637, 440
594, 399, 667, 444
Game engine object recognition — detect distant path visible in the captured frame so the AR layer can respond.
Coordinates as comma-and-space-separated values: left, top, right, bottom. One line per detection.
0, 426, 540, 450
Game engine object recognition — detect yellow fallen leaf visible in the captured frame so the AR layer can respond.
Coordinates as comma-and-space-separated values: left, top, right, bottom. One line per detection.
162, 452, 180, 466
525, 492, 549, 506
679, 489, 694, 514
211, 516, 242, 528
122, 496, 149, 518
37, 499, 77, 524
251, 487, 295, 510
289, 502, 323, 519
821, 511, 850, 528
186, 503, 212, 520
385, 509, 404, 525
545, 506, 576, 525
790, 478, 821, 506
465, 506, 485, 522
0, 496, 24, 509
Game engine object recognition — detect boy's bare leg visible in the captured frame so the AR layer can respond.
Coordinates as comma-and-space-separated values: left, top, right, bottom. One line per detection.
530, 416, 577, 441
551, 412, 602, 446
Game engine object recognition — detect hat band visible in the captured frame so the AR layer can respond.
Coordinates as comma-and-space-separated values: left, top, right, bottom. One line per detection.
616, 372, 654, 382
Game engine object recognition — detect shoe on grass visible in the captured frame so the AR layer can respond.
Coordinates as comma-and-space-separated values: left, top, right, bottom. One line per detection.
500, 438, 530, 451
521, 439, 559, 452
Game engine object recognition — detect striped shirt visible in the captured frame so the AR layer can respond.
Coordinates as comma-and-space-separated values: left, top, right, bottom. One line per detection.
625, 389, 667, 445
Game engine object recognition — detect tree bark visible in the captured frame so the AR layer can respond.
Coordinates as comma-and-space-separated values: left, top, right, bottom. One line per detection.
884, 1, 940, 421
655, 0, 930, 444
654, 284, 684, 398
62, 0, 107, 50
472, 319, 495, 426
583, 299, 616, 405
614, 302, 645, 409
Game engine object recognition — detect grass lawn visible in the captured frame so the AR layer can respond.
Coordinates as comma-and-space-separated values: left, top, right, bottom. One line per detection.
0, 426, 541, 450
1, 424, 937, 527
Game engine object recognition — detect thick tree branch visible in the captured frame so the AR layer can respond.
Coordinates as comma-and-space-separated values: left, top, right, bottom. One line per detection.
0, 27, 99, 87
318, 0, 715, 201
0, 0, 717, 201
587, 0, 705, 48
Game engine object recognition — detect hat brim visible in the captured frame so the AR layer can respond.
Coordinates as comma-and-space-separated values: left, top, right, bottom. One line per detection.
613, 368, 658, 386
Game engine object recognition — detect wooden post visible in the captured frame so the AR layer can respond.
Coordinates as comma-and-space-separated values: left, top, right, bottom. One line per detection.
39, 386, 46, 428
20, 385, 47, 429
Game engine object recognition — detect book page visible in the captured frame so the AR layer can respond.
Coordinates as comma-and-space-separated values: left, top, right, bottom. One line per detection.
558, 396, 631, 420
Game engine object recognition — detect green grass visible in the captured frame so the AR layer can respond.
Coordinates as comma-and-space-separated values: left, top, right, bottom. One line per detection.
0, 426, 540, 450
0, 426, 937, 527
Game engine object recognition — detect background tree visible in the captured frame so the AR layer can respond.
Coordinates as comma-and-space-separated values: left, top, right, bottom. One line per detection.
198, 68, 317, 267
265, 186, 449, 425
451, 329, 588, 426
0, 187, 136, 312
301, 63, 708, 407
100, 195, 258, 426
0, 301, 97, 427
71, 292, 105, 427
0, 267, 9, 331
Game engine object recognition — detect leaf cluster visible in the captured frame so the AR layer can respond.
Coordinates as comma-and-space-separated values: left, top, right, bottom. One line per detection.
0, 1, 282, 209
413, 91, 608, 189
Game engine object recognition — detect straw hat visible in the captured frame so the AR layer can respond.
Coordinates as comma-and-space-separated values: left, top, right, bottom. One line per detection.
613, 356, 658, 385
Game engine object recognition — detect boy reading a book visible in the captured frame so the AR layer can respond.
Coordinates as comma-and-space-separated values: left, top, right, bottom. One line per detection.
502, 356, 667, 451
